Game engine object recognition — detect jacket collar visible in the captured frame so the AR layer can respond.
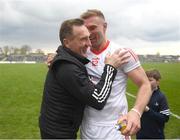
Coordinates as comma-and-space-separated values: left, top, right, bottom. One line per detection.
56, 45, 89, 65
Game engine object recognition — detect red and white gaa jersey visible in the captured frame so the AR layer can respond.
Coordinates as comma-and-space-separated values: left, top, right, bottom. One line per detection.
82, 41, 141, 126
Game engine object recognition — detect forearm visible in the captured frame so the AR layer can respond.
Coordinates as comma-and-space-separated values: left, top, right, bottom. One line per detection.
89, 64, 117, 109
133, 82, 152, 115
56, 63, 117, 110
118, 67, 151, 136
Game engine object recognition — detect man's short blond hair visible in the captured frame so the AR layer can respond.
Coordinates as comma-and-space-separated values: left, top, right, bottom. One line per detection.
80, 9, 105, 20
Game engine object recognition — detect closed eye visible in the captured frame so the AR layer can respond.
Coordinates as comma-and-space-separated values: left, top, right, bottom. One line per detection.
87, 25, 97, 31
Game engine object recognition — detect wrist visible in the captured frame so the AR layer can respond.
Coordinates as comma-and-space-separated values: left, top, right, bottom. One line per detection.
105, 64, 117, 70
131, 108, 142, 118
104, 64, 117, 79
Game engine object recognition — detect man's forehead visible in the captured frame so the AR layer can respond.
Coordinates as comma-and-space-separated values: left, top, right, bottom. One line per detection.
83, 16, 103, 26
72, 25, 89, 36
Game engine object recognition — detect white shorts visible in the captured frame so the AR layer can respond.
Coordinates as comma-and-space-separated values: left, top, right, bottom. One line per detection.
80, 122, 126, 140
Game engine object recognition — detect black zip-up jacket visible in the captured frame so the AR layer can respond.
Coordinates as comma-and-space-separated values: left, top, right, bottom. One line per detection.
39, 46, 117, 139
136, 88, 170, 139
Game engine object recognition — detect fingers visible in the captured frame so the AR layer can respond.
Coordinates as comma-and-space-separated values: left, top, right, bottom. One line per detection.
117, 53, 130, 66
120, 57, 130, 65
104, 49, 131, 68
132, 124, 141, 135
117, 115, 140, 137
114, 49, 131, 65
121, 117, 140, 136
46, 53, 56, 67
125, 135, 130, 140
117, 115, 127, 124
105, 52, 111, 58
119, 111, 141, 136
121, 121, 132, 135
122, 121, 140, 136
119, 50, 130, 61
114, 48, 122, 54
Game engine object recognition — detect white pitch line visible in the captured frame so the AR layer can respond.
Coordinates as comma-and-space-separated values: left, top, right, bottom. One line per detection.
126, 92, 180, 120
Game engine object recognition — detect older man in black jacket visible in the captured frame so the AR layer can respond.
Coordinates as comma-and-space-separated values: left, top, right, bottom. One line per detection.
39, 18, 129, 139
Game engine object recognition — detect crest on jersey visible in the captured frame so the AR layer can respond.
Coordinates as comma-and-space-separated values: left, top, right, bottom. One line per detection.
91, 57, 100, 66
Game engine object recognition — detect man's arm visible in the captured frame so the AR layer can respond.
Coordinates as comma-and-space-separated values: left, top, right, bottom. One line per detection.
54, 50, 130, 110
128, 66, 152, 117
55, 63, 117, 110
118, 66, 152, 136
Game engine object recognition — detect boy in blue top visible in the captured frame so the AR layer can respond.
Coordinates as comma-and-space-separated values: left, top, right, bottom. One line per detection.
136, 69, 170, 139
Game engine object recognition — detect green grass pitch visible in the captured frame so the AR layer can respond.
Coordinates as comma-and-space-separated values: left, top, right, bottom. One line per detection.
0, 63, 179, 138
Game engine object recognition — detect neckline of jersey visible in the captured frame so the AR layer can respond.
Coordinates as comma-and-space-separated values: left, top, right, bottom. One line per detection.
90, 40, 110, 55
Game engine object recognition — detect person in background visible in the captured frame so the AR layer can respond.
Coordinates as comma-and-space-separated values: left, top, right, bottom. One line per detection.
136, 69, 170, 139
39, 18, 130, 139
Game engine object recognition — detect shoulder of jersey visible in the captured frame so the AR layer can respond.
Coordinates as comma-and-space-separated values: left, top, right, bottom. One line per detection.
111, 42, 139, 62
109, 41, 125, 51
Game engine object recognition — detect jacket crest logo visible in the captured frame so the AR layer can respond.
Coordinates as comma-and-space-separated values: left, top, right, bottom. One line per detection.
91, 57, 100, 66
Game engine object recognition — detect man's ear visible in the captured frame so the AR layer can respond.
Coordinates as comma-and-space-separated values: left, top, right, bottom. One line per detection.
103, 22, 107, 33
103, 22, 107, 30
63, 38, 69, 48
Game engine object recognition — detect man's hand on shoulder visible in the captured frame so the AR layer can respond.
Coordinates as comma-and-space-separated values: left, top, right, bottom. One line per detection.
105, 49, 130, 68
46, 53, 56, 67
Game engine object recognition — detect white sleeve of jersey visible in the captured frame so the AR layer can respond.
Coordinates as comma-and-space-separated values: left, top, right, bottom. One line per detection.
120, 48, 141, 73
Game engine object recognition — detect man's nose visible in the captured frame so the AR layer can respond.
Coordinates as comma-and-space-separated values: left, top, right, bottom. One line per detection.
87, 38, 92, 47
